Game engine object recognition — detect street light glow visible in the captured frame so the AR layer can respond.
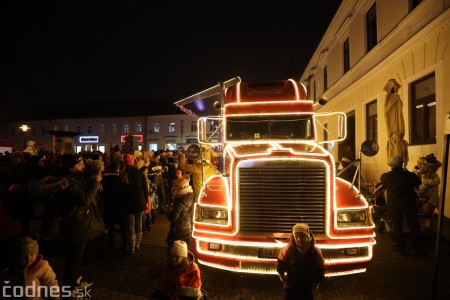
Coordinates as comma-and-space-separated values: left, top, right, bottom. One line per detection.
19, 124, 31, 132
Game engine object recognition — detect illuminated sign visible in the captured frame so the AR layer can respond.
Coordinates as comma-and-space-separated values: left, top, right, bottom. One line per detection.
120, 135, 144, 143
79, 136, 99, 143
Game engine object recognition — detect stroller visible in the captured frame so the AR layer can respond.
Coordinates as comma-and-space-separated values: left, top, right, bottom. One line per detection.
377, 192, 434, 247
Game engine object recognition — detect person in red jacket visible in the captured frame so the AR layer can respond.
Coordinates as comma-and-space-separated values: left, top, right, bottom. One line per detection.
277, 223, 325, 300
153, 240, 203, 300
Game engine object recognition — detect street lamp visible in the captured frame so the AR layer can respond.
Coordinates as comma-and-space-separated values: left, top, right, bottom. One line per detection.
19, 124, 30, 150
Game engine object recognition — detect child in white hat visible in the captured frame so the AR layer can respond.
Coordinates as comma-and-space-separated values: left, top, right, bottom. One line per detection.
153, 240, 203, 299
276, 223, 325, 300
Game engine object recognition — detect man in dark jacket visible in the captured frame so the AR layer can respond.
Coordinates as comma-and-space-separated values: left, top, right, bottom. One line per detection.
277, 223, 325, 300
380, 156, 423, 257
59, 154, 104, 292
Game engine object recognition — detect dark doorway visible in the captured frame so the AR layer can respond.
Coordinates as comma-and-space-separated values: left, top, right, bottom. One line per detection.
339, 111, 356, 161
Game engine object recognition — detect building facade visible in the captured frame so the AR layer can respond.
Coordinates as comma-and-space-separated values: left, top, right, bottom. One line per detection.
4, 113, 201, 154
300, 0, 450, 217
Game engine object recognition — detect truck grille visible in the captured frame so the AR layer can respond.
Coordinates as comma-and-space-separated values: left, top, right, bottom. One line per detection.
238, 160, 327, 234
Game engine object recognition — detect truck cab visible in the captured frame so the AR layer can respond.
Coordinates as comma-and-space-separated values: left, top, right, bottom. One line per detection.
175, 78, 375, 276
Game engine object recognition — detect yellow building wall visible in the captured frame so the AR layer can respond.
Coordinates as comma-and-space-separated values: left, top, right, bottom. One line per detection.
328, 19, 450, 217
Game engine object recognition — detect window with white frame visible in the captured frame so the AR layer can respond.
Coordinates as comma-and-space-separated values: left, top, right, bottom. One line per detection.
87, 124, 93, 134
136, 123, 142, 133
153, 122, 160, 133
99, 124, 105, 134
123, 123, 130, 134
76, 125, 82, 133
168, 122, 175, 133
411, 73, 436, 145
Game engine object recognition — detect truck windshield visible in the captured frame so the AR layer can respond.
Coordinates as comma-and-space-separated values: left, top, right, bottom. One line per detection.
226, 115, 313, 141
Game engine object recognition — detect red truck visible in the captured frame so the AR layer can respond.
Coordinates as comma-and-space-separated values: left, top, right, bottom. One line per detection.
175, 78, 375, 277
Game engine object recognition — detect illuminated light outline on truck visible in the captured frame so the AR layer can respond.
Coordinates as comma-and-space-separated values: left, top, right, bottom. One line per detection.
194, 237, 374, 275
235, 79, 302, 102
193, 144, 375, 241
192, 153, 332, 237
196, 258, 369, 277
233, 156, 331, 237
326, 269, 367, 277
222, 109, 317, 144
197, 259, 280, 275
195, 243, 373, 266
194, 260, 371, 277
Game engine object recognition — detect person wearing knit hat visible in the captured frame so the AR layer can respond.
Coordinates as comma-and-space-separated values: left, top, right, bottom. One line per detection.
16, 236, 39, 266
154, 240, 203, 300
277, 223, 325, 299
169, 240, 188, 258
388, 156, 404, 169
85, 159, 105, 181
0, 236, 60, 299
166, 174, 194, 247
380, 155, 423, 257
123, 154, 135, 166
62, 154, 84, 170
58, 149, 103, 290
292, 223, 311, 239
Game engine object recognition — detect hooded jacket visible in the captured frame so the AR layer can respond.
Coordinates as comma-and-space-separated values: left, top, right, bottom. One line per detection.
276, 233, 325, 298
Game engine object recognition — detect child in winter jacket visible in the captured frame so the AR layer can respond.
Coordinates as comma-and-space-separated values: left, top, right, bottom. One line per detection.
153, 240, 203, 300
0, 237, 60, 300
277, 223, 325, 300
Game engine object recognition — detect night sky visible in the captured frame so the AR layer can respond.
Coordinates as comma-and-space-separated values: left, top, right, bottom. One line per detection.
0, 1, 341, 120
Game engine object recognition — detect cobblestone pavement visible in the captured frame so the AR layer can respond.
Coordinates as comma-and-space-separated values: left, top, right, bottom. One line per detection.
33, 214, 450, 300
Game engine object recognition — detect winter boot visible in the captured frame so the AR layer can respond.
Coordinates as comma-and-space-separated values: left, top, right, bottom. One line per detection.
135, 232, 143, 252
125, 234, 136, 255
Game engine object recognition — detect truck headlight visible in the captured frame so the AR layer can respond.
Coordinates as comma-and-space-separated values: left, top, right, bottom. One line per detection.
197, 206, 228, 225
337, 210, 368, 227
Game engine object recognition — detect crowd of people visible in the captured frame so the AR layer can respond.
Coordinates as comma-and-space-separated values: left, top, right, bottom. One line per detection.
0, 145, 213, 299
